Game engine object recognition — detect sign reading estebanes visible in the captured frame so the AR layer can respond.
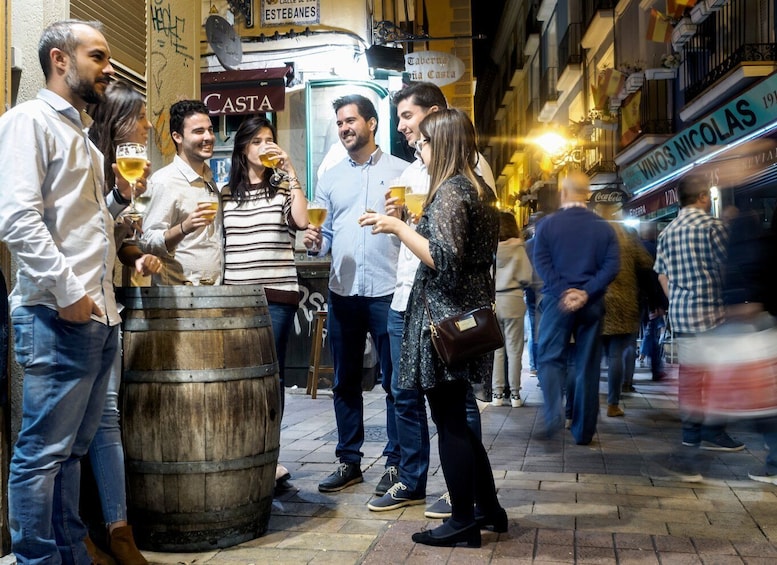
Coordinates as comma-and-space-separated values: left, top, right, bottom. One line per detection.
261, 0, 320, 27
404, 51, 465, 86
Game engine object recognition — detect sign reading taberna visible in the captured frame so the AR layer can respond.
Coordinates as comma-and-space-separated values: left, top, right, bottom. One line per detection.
621, 72, 777, 191
261, 0, 320, 27
405, 51, 465, 87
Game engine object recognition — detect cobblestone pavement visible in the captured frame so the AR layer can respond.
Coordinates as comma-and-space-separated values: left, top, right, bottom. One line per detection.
141, 363, 777, 565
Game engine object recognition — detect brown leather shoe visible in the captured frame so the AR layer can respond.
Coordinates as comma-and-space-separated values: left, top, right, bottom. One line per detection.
607, 404, 625, 417
108, 526, 148, 565
84, 534, 116, 565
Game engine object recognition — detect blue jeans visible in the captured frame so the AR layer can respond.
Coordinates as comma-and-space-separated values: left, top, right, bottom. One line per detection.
525, 288, 538, 371
328, 293, 396, 465
268, 300, 298, 416
756, 416, 777, 473
10, 305, 117, 565
387, 308, 482, 496
87, 330, 126, 526
640, 316, 665, 377
602, 333, 636, 405
537, 295, 604, 445
388, 308, 429, 495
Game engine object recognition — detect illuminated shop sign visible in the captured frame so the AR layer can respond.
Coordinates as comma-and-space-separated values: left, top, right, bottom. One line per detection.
261, 0, 320, 27
621, 72, 777, 191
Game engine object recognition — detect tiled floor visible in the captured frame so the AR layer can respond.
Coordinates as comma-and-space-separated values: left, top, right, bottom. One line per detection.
139, 363, 777, 564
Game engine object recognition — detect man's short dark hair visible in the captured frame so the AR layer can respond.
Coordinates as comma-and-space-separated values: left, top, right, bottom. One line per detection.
332, 94, 379, 133
169, 99, 211, 145
38, 20, 103, 80
677, 174, 709, 207
392, 82, 448, 111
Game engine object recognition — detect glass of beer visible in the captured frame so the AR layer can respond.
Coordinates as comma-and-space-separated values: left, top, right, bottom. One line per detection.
307, 201, 327, 254
259, 145, 286, 188
198, 190, 219, 238
116, 142, 148, 240
405, 190, 426, 218
389, 183, 406, 207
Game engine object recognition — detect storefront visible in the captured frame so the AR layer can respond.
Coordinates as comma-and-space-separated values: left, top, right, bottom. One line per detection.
621, 72, 777, 231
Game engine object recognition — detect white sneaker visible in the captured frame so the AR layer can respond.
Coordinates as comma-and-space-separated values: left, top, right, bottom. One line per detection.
491, 393, 505, 407
510, 395, 524, 408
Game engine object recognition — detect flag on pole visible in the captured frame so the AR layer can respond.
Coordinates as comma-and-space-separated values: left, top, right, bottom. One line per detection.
621, 91, 642, 146
647, 9, 673, 43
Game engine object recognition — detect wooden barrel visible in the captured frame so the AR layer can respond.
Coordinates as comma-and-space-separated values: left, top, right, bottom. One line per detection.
117, 285, 280, 552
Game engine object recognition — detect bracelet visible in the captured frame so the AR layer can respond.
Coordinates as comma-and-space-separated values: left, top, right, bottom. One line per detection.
179, 223, 189, 236
287, 176, 300, 185
112, 185, 131, 206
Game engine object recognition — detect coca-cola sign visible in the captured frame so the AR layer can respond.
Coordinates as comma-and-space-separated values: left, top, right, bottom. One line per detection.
590, 186, 629, 204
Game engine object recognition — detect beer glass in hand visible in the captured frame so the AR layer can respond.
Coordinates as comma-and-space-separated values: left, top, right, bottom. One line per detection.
116, 142, 148, 240
259, 145, 286, 188
307, 202, 327, 254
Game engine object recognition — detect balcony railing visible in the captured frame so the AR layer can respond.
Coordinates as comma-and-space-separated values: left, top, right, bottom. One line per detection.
583, 127, 617, 176
620, 79, 674, 148
540, 67, 559, 105
558, 23, 583, 77
683, 0, 777, 103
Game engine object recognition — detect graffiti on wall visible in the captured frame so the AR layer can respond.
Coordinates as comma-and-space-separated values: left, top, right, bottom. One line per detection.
150, 1, 194, 160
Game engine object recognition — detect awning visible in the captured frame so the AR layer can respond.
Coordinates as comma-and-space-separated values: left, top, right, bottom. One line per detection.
201, 67, 290, 115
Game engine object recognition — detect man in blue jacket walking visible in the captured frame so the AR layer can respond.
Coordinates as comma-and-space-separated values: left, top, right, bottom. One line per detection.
533, 172, 620, 444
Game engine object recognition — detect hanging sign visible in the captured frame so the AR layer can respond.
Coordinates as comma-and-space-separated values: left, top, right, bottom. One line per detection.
404, 51, 465, 87
261, 0, 320, 27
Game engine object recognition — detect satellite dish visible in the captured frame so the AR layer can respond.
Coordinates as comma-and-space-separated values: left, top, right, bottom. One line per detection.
205, 15, 242, 71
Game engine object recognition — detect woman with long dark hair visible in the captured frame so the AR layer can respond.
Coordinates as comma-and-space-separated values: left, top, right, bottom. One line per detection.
87, 79, 157, 565
223, 116, 308, 488
359, 108, 505, 548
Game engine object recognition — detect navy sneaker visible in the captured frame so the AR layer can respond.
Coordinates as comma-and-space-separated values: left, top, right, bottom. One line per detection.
424, 492, 452, 519
318, 462, 363, 492
374, 465, 399, 495
367, 482, 425, 511
700, 432, 745, 452
748, 468, 777, 485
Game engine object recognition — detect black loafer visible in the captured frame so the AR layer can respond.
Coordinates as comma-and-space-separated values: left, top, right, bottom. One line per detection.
411, 520, 481, 548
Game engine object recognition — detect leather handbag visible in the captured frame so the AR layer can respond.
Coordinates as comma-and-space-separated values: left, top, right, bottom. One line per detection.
424, 294, 504, 368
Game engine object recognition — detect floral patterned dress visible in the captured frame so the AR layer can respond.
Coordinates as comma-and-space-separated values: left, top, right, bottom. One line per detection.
398, 174, 499, 391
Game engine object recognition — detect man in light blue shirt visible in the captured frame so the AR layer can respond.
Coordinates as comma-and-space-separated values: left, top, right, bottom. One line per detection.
304, 94, 408, 494
0, 20, 121, 565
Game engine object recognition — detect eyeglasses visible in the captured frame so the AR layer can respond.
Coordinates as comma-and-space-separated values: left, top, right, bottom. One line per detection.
415, 138, 429, 152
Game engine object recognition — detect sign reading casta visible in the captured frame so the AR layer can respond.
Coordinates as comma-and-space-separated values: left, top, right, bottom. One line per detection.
404, 51, 465, 87
261, 0, 320, 27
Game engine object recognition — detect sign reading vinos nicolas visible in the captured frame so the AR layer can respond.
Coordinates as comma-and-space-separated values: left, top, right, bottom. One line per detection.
621, 72, 777, 191
404, 51, 465, 86
261, 0, 320, 27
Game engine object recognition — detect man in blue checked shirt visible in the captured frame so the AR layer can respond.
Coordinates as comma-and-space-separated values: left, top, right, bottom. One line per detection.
652, 174, 744, 480
304, 94, 408, 494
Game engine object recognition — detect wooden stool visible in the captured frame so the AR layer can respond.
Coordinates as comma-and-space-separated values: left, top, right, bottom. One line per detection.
306, 310, 333, 399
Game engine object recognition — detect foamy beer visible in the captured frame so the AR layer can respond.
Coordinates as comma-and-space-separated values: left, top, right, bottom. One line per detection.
389, 183, 406, 206
198, 200, 218, 221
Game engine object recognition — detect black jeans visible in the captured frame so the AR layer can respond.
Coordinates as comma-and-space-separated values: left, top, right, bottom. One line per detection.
426, 380, 500, 523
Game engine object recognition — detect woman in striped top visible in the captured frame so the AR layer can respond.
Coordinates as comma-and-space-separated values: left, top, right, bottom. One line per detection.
223, 117, 308, 487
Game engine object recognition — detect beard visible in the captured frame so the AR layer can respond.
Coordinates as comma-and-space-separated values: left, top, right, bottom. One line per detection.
65, 65, 106, 104
341, 130, 370, 153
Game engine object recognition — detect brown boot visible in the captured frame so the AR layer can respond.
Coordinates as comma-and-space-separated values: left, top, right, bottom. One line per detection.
607, 404, 625, 417
84, 534, 117, 565
108, 525, 148, 565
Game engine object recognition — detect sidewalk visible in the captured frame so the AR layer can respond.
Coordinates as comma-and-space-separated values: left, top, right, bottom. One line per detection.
143, 364, 777, 564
